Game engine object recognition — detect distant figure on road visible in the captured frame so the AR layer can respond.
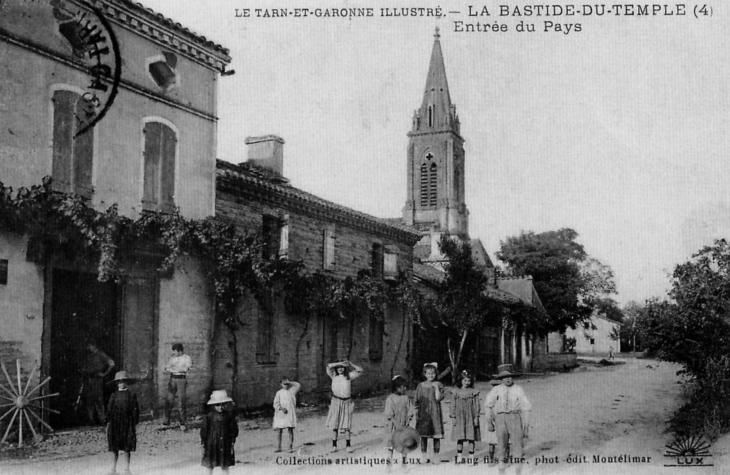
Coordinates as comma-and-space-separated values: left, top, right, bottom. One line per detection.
485, 368, 531, 470
164, 342, 192, 431
608, 345, 615, 360
82, 339, 115, 425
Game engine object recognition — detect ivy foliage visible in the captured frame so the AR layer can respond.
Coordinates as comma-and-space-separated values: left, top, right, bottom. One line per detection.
0, 178, 418, 330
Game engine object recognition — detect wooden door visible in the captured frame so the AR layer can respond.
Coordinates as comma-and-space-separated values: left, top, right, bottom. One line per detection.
121, 277, 158, 418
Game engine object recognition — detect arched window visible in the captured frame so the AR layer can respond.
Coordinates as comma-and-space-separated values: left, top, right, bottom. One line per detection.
52, 89, 94, 197
429, 162, 437, 206
419, 163, 429, 206
428, 105, 434, 127
142, 121, 177, 212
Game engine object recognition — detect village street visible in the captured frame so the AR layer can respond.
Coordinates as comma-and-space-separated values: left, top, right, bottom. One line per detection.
1, 357, 727, 475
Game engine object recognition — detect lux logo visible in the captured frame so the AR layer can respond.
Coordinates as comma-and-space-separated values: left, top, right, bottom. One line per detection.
663, 435, 713, 468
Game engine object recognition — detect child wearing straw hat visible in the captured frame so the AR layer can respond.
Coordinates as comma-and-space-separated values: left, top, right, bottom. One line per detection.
201, 390, 239, 474
105, 371, 139, 475
485, 368, 531, 470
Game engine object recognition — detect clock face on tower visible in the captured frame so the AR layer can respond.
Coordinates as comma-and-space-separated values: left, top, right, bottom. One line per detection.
52, 0, 122, 137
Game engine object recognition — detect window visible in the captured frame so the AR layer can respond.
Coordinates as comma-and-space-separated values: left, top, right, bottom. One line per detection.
52, 89, 93, 197
429, 163, 437, 206
428, 105, 434, 127
147, 52, 178, 90
323, 227, 335, 270
0, 260, 7, 285
419, 153, 437, 207
255, 293, 277, 364
372, 243, 383, 279
590, 338, 595, 345
369, 313, 384, 361
142, 121, 176, 213
262, 214, 288, 259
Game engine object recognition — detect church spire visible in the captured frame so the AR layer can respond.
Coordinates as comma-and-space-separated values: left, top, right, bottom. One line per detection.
413, 27, 459, 133
404, 29, 468, 239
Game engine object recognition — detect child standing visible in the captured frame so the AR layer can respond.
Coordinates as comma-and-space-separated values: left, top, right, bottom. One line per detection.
326, 360, 363, 453
273, 377, 301, 452
484, 378, 501, 464
106, 371, 139, 474
450, 370, 481, 464
415, 363, 444, 464
384, 375, 413, 463
201, 390, 239, 474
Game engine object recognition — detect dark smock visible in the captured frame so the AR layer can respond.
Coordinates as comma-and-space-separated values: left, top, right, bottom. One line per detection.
200, 410, 239, 469
106, 390, 139, 452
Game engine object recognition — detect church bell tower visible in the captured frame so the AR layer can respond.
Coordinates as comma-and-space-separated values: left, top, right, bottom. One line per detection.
402, 28, 469, 238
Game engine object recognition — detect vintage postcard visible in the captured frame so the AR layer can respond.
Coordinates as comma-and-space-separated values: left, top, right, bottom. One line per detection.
1, 0, 728, 474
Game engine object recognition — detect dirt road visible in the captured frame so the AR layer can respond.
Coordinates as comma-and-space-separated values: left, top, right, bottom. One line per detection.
2, 356, 725, 475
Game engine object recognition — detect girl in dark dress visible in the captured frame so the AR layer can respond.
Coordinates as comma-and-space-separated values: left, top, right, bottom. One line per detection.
106, 371, 139, 474
201, 390, 239, 474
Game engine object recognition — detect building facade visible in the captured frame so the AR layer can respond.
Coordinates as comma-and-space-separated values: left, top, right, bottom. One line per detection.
215, 137, 421, 407
0, 0, 230, 428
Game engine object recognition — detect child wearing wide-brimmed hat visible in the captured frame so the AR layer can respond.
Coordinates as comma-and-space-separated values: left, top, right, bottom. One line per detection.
105, 371, 139, 475
485, 367, 531, 470
325, 360, 363, 453
201, 390, 239, 474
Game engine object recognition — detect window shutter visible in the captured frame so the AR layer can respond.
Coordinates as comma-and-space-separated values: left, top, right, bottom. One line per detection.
73, 95, 94, 198
372, 243, 383, 279
383, 251, 398, 280
278, 215, 289, 259
429, 162, 437, 206
142, 122, 162, 209
52, 90, 76, 193
420, 163, 428, 206
160, 124, 176, 211
323, 228, 335, 270
262, 215, 279, 259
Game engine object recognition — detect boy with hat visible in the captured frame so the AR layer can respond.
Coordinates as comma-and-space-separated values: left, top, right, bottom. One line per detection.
485, 367, 531, 470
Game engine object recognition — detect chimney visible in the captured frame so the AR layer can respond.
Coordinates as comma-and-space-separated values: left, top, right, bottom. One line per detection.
244, 135, 285, 176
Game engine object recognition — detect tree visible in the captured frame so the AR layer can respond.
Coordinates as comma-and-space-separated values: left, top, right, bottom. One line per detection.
497, 228, 617, 333
637, 240, 730, 378
620, 300, 645, 353
433, 236, 502, 383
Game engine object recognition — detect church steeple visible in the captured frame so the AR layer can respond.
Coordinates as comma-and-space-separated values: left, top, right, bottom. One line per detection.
403, 29, 469, 242
412, 27, 461, 135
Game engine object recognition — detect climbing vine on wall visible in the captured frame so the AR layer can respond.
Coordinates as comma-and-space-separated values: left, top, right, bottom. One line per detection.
1, 178, 421, 384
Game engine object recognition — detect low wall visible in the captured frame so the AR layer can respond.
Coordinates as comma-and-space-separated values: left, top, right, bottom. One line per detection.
531, 353, 578, 371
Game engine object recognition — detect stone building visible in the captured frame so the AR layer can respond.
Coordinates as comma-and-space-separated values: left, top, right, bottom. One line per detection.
215, 137, 421, 407
0, 0, 230, 428
564, 314, 621, 355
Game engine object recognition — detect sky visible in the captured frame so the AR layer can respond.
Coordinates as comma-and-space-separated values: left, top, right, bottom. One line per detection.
142, 0, 730, 305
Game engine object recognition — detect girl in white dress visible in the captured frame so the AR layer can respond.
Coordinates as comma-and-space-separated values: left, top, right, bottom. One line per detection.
325, 360, 363, 453
273, 377, 301, 452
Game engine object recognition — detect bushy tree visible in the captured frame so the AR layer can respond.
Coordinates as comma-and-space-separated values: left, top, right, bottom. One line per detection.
433, 236, 503, 382
497, 228, 616, 333
638, 240, 730, 378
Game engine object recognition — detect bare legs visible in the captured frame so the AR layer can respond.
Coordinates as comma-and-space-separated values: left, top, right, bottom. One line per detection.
109, 451, 131, 473
276, 428, 295, 452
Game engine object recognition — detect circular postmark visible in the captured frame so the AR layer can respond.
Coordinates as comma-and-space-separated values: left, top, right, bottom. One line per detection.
51, 0, 121, 137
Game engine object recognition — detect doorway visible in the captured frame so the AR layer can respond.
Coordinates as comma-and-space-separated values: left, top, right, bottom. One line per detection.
49, 269, 120, 428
